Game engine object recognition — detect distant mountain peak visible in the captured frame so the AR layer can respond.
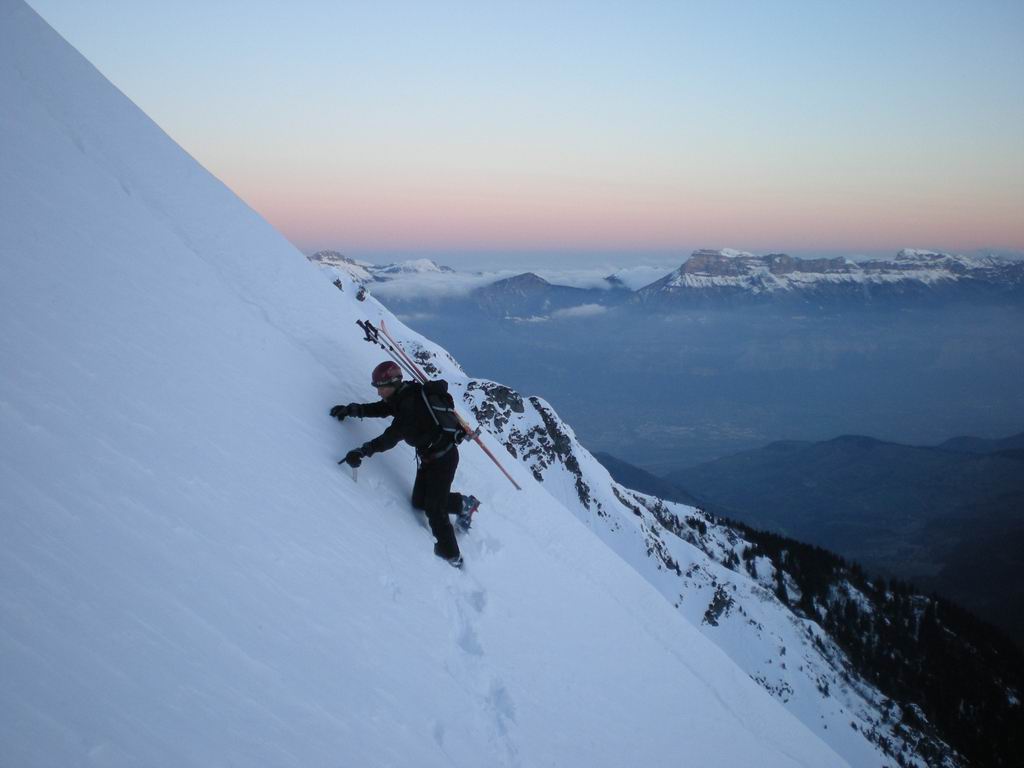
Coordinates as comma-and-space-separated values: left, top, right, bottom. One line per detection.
474, 272, 555, 296
309, 250, 366, 266
636, 247, 1024, 302
375, 258, 456, 275
497, 271, 550, 287
307, 253, 455, 284
896, 248, 948, 261
709, 247, 757, 259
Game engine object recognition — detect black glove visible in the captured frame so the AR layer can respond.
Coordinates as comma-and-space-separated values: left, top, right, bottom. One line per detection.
330, 404, 351, 421
339, 449, 363, 468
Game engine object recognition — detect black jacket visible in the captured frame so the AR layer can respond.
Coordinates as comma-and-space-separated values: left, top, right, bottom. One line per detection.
349, 380, 454, 457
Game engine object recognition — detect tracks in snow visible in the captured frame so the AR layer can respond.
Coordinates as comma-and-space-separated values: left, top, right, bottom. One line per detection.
436, 533, 520, 767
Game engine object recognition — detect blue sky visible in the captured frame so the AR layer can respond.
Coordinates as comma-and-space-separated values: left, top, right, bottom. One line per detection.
26, 0, 1024, 268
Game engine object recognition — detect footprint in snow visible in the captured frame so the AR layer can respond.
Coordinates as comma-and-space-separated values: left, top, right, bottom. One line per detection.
452, 587, 485, 657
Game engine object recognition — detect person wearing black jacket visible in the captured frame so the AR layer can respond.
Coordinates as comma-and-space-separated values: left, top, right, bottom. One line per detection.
331, 361, 480, 568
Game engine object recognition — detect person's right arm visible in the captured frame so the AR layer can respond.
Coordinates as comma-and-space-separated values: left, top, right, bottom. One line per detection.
329, 400, 391, 420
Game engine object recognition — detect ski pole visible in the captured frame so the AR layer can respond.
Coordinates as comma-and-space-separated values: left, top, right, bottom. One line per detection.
356, 320, 419, 381
377, 320, 433, 384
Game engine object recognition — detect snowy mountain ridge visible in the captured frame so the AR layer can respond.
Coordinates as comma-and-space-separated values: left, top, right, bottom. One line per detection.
309, 246, 1024, 314
309, 250, 457, 283
637, 248, 1024, 299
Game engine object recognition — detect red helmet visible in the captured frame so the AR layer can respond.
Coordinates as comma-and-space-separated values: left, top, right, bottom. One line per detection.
371, 361, 402, 388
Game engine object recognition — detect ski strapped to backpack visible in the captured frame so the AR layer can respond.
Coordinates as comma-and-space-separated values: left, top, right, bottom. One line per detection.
356, 319, 419, 382
356, 318, 522, 491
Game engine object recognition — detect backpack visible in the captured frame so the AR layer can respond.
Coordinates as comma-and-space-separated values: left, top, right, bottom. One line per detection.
419, 380, 464, 449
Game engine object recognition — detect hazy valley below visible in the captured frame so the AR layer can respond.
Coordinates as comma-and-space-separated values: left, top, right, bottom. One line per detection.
322, 252, 1024, 646
368, 263, 1024, 648
385, 299, 1024, 473
601, 433, 1024, 647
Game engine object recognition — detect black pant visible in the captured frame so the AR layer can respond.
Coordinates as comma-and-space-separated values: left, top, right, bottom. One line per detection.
411, 447, 463, 559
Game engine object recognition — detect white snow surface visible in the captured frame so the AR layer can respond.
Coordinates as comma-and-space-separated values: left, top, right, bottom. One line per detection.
380, 258, 452, 273
0, 3, 846, 767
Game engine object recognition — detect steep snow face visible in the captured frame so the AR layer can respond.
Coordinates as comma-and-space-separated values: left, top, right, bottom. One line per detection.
0, 3, 845, 767
455, 382, 959, 768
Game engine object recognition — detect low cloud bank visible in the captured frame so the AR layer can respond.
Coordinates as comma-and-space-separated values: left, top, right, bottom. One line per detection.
551, 304, 609, 319
368, 264, 675, 300
369, 270, 516, 300
603, 265, 676, 291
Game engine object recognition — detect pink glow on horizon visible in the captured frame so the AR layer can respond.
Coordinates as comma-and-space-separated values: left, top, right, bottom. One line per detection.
249, 178, 1024, 256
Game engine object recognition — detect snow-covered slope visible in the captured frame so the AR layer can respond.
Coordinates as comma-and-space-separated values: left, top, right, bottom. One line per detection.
1, 2, 846, 766
454, 382, 960, 767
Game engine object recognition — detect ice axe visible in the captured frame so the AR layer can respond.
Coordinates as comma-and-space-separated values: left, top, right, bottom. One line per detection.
337, 455, 359, 483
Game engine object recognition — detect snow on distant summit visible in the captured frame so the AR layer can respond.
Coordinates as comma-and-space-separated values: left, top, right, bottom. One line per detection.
636, 247, 1024, 302
309, 251, 455, 284
310, 247, 1023, 314
376, 257, 457, 275
307, 249, 376, 282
